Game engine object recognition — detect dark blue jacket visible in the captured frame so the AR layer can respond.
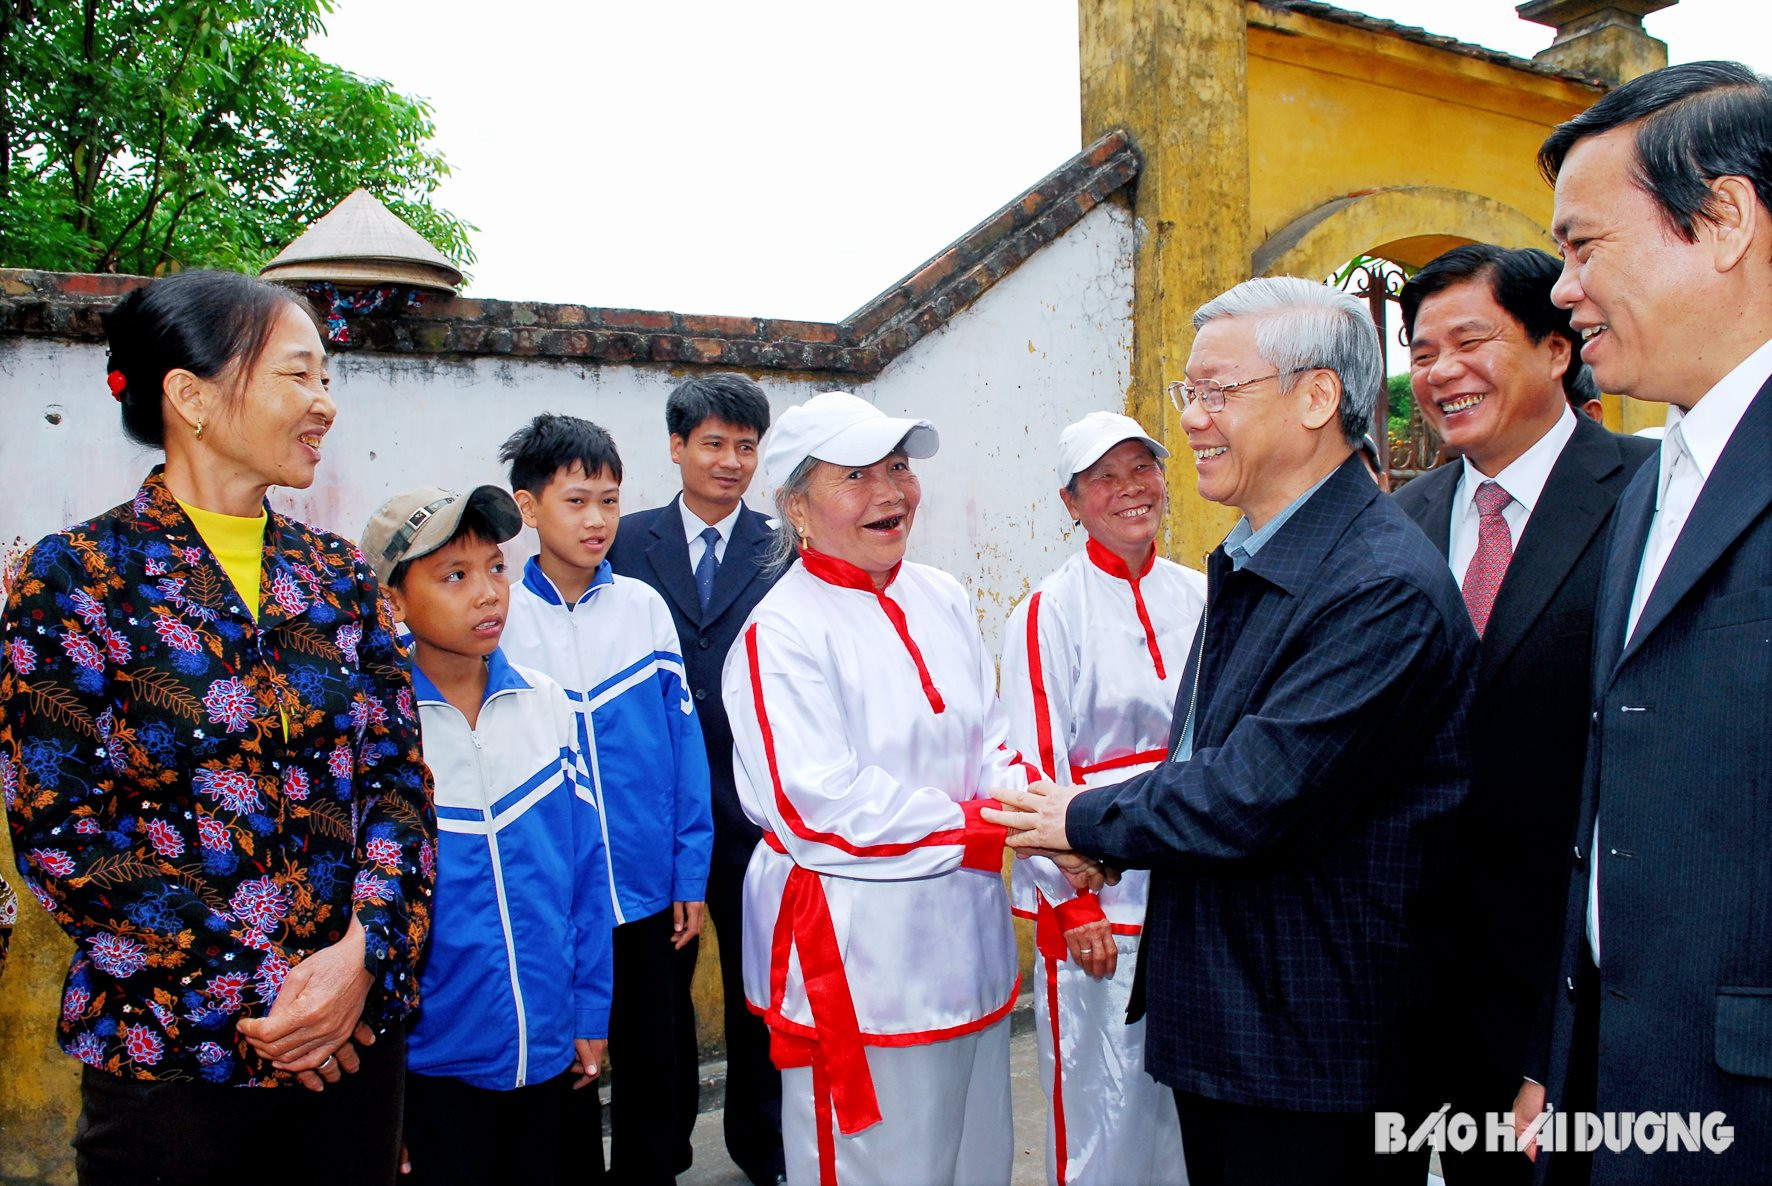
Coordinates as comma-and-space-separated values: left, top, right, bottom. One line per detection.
1535, 376, 1772, 1186
1067, 453, 1477, 1111
608, 497, 781, 868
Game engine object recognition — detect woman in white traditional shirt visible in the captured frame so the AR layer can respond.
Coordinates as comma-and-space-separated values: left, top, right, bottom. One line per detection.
1000, 411, 1206, 1186
723, 391, 1049, 1186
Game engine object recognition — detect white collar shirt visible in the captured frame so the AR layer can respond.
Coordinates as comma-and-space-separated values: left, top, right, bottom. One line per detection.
679, 497, 742, 569
1625, 336, 1772, 641
1448, 406, 1577, 588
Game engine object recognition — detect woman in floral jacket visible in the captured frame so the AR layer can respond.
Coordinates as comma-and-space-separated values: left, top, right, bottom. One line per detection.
1, 270, 435, 1185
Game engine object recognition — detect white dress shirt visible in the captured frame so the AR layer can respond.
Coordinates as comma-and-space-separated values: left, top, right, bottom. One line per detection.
1590, 335, 1772, 966
1447, 407, 1577, 588
1624, 337, 1772, 639
679, 498, 742, 569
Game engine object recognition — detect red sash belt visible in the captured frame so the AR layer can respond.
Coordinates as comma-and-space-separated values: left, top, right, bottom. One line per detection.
1033, 891, 1108, 963
761, 831, 883, 1136
1069, 747, 1167, 779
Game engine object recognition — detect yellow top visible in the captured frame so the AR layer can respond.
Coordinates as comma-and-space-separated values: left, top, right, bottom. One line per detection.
178, 500, 268, 618
177, 499, 288, 740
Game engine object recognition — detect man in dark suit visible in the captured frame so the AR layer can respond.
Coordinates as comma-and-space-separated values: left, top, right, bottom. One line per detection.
988, 276, 1478, 1185
1511, 62, 1772, 1186
607, 373, 784, 1185
1393, 244, 1655, 1185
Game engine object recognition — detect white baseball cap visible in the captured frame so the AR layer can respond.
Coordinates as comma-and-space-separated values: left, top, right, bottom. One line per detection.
1057, 411, 1168, 487
761, 391, 940, 495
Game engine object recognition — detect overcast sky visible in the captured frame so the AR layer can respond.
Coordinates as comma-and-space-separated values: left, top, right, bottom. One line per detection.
311, 0, 1771, 321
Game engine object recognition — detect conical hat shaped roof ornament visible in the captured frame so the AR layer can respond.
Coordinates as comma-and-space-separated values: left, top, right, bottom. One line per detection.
260, 188, 462, 292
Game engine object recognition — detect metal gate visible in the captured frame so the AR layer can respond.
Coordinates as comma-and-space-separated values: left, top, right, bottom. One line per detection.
1332, 257, 1442, 485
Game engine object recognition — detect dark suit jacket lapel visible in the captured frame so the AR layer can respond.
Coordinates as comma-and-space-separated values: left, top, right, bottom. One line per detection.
642, 494, 704, 626
1593, 463, 1653, 690
1412, 463, 1457, 558
703, 505, 771, 625
1479, 417, 1623, 681
1616, 380, 1772, 672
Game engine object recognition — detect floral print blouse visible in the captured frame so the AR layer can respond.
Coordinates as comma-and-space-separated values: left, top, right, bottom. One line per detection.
1, 469, 436, 1085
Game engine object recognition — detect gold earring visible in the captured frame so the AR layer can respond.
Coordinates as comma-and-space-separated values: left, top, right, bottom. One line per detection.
194, 418, 206, 440
796, 526, 809, 550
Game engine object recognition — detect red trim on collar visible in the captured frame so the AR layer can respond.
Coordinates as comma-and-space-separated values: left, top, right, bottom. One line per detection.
1085, 537, 1154, 581
798, 547, 899, 592
798, 548, 944, 714
1084, 539, 1165, 679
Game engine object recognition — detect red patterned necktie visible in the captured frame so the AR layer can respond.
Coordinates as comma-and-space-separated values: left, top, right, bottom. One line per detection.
1462, 480, 1514, 636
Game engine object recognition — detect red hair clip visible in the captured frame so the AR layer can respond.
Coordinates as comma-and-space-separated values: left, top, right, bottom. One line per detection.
106, 370, 126, 400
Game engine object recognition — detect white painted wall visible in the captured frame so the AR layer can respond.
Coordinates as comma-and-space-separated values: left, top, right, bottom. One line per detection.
0, 202, 1135, 656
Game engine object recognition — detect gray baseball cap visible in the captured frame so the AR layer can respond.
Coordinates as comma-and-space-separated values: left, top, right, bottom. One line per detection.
360, 484, 522, 585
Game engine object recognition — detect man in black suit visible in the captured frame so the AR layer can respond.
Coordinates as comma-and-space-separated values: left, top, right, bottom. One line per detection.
989, 276, 1478, 1185
1512, 62, 1772, 1186
1393, 244, 1655, 1186
607, 374, 784, 1185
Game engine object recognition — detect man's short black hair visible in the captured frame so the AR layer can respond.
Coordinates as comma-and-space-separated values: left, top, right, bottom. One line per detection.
665, 373, 771, 440
1538, 60, 1772, 243
1400, 243, 1596, 405
386, 505, 504, 592
498, 413, 624, 496
1565, 355, 1600, 408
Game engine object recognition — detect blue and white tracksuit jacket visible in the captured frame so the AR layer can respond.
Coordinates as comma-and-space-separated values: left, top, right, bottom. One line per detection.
406, 648, 613, 1090
502, 557, 713, 924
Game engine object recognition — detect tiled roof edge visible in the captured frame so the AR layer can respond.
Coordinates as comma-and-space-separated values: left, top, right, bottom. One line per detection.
1256, 0, 1608, 89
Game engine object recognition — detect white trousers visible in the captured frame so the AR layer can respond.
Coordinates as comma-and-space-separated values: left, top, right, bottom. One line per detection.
1034, 935, 1187, 1186
781, 1016, 1013, 1186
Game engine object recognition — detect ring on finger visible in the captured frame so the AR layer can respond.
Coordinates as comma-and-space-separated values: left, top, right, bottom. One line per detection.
319, 1053, 337, 1071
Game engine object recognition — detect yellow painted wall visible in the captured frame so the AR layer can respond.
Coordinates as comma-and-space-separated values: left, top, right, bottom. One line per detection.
1245, 9, 1597, 246
0, 831, 78, 1186
1080, 0, 1254, 568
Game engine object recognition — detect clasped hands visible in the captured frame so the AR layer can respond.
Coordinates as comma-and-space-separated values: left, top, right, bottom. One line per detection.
983, 781, 1119, 894
236, 914, 375, 1093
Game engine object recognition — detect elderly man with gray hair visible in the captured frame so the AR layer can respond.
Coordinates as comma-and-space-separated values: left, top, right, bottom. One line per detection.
988, 277, 1479, 1186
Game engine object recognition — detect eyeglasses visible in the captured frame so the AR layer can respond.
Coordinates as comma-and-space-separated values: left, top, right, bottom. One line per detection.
1167, 367, 1320, 414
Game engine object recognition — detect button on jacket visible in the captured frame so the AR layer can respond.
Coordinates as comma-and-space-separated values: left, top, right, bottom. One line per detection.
1, 468, 436, 1085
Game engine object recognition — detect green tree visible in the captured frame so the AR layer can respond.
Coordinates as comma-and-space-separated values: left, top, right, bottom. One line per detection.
1387, 372, 1413, 443
0, 0, 472, 276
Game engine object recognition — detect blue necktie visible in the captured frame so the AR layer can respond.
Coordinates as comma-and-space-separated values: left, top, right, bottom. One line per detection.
695, 526, 721, 611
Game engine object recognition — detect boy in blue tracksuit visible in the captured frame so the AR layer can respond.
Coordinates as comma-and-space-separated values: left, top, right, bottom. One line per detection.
361, 484, 614, 1186
497, 414, 714, 1184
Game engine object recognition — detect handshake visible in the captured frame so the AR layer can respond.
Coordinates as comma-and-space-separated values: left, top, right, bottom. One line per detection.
983, 781, 1120, 894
